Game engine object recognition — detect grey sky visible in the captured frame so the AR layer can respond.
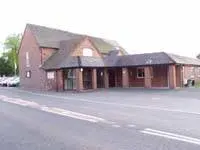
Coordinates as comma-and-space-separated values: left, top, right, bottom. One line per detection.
0, 0, 200, 57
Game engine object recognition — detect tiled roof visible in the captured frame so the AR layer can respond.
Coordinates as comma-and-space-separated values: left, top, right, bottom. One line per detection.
42, 56, 104, 70
167, 53, 200, 66
114, 52, 175, 67
115, 52, 200, 67
30, 23, 200, 69
42, 51, 200, 70
42, 38, 83, 70
27, 24, 127, 54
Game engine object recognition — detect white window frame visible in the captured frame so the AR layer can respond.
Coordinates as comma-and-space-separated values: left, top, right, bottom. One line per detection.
137, 67, 145, 78
47, 71, 55, 79
83, 48, 93, 56
26, 71, 31, 78
26, 52, 30, 67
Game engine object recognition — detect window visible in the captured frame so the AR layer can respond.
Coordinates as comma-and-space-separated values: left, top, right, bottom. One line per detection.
137, 68, 145, 78
47, 71, 55, 79
26, 52, 30, 67
26, 71, 31, 78
83, 48, 93, 56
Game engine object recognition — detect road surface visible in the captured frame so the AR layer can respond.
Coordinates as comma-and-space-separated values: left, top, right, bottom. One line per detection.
0, 87, 200, 150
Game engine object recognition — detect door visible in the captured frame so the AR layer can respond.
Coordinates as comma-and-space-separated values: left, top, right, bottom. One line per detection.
64, 69, 76, 90
97, 69, 104, 88
83, 69, 92, 89
108, 69, 115, 87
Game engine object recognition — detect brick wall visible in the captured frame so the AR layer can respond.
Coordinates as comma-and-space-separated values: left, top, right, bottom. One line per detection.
19, 27, 46, 90
122, 68, 129, 88
151, 65, 168, 87
168, 65, 176, 89
56, 70, 64, 91
183, 66, 200, 81
176, 65, 182, 87
194, 67, 200, 82
71, 38, 102, 57
128, 68, 144, 87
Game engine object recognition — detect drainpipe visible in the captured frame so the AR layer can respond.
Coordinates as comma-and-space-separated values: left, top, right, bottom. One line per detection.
56, 70, 58, 92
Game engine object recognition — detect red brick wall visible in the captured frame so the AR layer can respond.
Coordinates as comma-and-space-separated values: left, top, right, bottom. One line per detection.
71, 38, 102, 57
128, 68, 144, 87
152, 65, 168, 87
183, 66, 194, 80
57, 70, 64, 91
122, 68, 129, 88
168, 65, 176, 89
19, 27, 47, 90
183, 66, 200, 80
176, 66, 182, 87
194, 67, 200, 82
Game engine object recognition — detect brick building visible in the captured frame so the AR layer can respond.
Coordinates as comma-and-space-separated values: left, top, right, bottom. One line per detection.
19, 24, 200, 91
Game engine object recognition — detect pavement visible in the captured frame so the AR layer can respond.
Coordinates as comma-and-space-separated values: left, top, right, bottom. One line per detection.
0, 87, 200, 150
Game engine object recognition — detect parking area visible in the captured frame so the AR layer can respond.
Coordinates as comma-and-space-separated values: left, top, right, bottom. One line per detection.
0, 76, 20, 87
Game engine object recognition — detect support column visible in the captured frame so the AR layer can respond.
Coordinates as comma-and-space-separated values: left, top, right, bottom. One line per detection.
56, 69, 64, 91
122, 68, 129, 88
144, 67, 152, 88
180, 66, 184, 87
92, 68, 97, 89
76, 68, 83, 91
104, 68, 109, 88
115, 69, 118, 87
168, 65, 176, 89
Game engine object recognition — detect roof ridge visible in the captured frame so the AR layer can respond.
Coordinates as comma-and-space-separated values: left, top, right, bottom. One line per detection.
27, 23, 75, 35
27, 23, 113, 41
118, 51, 165, 57
166, 52, 200, 61
26, 23, 128, 54
162, 52, 176, 63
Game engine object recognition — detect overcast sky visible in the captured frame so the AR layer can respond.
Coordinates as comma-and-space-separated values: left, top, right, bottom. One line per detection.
0, 0, 200, 57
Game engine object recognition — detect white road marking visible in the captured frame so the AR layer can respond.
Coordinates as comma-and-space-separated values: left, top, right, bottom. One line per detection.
0, 95, 108, 123
127, 124, 136, 128
16, 89, 200, 116
151, 97, 160, 100
41, 107, 106, 123
111, 124, 121, 128
141, 128, 200, 145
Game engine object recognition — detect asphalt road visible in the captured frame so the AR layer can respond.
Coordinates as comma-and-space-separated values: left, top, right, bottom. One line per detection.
0, 87, 200, 150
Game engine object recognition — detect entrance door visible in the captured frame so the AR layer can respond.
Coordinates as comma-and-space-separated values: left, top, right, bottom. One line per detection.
108, 69, 115, 87
64, 69, 76, 90
83, 69, 92, 89
97, 69, 104, 88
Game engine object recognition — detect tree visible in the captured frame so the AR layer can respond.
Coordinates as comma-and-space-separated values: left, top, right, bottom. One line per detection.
3, 34, 21, 75
0, 56, 13, 76
197, 54, 200, 59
